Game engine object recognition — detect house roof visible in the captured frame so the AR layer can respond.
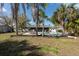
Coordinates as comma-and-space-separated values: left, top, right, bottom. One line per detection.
25, 25, 51, 28
25, 26, 50, 30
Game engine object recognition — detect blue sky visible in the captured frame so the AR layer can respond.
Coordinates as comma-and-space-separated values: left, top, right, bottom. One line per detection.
2, 3, 61, 26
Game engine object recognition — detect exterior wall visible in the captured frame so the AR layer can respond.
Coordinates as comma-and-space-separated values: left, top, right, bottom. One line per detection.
0, 25, 13, 33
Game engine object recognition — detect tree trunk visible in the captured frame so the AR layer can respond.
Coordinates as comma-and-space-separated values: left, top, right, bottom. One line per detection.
62, 20, 65, 35
36, 4, 39, 36
42, 22, 44, 37
14, 3, 19, 35
75, 24, 78, 36
36, 20, 38, 36
15, 15, 18, 35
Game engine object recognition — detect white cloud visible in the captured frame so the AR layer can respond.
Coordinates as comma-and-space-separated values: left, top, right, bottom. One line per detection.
3, 8, 7, 12
63, 3, 71, 7
63, 3, 79, 9
74, 4, 79, 9
0, 7, 7, 13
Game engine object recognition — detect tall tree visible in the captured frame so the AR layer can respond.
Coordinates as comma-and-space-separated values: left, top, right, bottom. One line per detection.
11, 3, 19, 35
11, 3, 28, 35
39, 9, 48, 36
31, 3, 48, 36
51, 4, 66, 34
51, 3, 79, 36
66, 4, 78, 35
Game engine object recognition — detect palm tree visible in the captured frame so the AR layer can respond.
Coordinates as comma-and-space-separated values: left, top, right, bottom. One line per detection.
31, 3, 48, 36
30, 3, 38, 36
11, 3, 19, 35
51, 4, 66, 34
51, 3, 78, 36
40, 4, 48, 36
11, 3, 27, 35
39, 9, 48, 36
65, 4, 79, 36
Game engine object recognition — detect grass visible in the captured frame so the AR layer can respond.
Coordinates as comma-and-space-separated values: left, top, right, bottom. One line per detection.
39, 46, 59, 54
0, 35, 10, 40
0, 32, 15, 40
0, 33, 79, 55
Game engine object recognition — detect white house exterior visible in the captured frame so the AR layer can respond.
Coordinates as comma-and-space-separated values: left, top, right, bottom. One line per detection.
0, 17, 13, 33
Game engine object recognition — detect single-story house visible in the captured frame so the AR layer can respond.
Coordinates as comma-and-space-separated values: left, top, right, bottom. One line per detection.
25, 26, 50, 32
0, 17, 13, 33
0, 25, 13, 33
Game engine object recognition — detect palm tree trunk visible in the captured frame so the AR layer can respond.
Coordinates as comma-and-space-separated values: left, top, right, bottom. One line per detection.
15, 15, 18, 35
14, 3, 19, 35
42, 22, 44, 37
36, 19, 38, 36
61, 20, 65, 35
36, 4, 39, 36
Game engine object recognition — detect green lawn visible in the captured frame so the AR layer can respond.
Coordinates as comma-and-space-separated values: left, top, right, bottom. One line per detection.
0, 33, 79, 56
0, 33, 16, 40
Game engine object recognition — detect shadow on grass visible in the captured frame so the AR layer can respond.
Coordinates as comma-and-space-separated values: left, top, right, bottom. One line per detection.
0, 40, 48, 56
